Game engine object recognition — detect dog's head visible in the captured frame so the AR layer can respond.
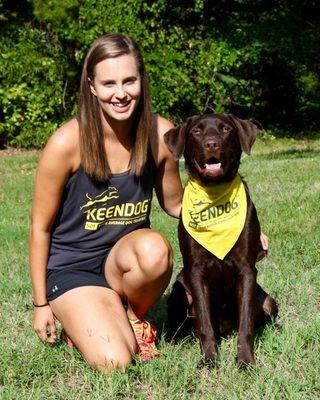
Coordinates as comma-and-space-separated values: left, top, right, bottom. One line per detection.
164, 113, 259, 183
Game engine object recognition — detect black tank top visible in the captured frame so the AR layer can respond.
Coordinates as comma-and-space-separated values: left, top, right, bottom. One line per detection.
47, 154, 156, 270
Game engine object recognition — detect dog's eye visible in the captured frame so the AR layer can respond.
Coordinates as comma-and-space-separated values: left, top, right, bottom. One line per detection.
222, 126, 231, 133
192, 129, 201, 135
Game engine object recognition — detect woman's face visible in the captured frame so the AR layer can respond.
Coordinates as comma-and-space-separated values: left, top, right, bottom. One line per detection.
90, 54, 142, 122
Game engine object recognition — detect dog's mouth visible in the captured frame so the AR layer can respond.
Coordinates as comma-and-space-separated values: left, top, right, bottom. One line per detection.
194, 156, 223, 176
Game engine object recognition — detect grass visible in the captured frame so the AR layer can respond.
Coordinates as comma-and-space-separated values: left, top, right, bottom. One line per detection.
0, 137, 319, 399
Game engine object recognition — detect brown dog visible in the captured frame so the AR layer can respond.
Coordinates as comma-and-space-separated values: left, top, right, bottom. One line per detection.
164, 114, 278, 366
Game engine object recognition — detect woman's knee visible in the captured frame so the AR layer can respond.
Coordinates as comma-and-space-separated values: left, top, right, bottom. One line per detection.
135, 232, 173, 278
86, 346, 133, 373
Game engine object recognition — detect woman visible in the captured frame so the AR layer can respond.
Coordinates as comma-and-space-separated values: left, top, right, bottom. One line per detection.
30, 33, 182, 371
30, 33, 268, 372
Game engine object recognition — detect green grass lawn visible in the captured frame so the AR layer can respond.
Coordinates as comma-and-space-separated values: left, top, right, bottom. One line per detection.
0, 137, 319, 399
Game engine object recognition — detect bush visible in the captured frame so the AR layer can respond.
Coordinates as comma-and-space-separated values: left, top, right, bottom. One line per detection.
0, 0, 319, 148
0, 22, 75, 147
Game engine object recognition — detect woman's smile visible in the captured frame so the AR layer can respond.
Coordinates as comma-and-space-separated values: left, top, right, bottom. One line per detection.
111, 99, 132, 113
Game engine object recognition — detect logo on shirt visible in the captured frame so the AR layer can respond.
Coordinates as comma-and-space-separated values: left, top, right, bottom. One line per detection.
80, 187, 119, 210
80, 186, 150, 231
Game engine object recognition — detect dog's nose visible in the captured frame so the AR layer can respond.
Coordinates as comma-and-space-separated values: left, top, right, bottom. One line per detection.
205, 140, 219, 151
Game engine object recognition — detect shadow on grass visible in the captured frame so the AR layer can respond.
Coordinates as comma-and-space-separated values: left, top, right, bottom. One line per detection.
147, 293, 170, 335
149, 293, 280, 348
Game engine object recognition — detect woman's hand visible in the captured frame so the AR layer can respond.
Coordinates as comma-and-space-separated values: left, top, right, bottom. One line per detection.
33, 306, 57, 344
257, 232, 269, 262
260, 232, 269, 251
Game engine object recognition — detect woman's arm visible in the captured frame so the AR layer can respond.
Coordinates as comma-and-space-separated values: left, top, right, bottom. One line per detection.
151, 116, 183, 219
30, 119, 79, 342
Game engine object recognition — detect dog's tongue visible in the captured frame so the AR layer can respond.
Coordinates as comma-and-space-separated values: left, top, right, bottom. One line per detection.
205, 162, 221, 170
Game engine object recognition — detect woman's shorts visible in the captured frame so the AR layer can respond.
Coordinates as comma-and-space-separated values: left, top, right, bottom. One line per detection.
46, 255, 111, 302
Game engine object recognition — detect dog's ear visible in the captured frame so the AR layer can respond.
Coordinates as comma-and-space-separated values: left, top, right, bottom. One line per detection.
227, 114, 259, 155
164, 116, 199, 160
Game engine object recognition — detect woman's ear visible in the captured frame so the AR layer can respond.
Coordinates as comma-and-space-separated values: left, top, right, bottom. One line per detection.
88, 78, 97, 96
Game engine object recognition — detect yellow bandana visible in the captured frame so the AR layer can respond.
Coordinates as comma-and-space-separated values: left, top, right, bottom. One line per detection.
182, 174, 247, 260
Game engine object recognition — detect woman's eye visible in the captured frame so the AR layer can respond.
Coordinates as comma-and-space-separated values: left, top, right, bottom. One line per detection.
125, 79, 136, 85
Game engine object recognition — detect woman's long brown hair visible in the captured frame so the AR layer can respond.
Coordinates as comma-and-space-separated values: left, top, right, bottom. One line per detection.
78, 34, 153, 182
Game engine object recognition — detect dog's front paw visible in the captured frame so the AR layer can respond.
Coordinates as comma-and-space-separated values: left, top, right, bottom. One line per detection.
199, 342, 219, 367
236, 351, 255, 368
198, 352, 218, 368
198, 358, 217, 369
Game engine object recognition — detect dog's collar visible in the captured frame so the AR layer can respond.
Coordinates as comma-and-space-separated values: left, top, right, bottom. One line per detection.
182, 173, 247, 260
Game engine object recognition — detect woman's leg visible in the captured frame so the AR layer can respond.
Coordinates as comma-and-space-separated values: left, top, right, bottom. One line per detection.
49, 286, 138, 373
50, 228, 172, 369
105, 228, 173, 320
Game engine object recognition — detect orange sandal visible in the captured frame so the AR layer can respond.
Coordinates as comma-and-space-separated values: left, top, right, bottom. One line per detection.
129, 319, 160, 362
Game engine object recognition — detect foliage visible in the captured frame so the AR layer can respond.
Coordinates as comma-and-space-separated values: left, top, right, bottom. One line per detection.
0, 0, 319, 147
0, 25, 76, 148
0, 2, 77, 148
